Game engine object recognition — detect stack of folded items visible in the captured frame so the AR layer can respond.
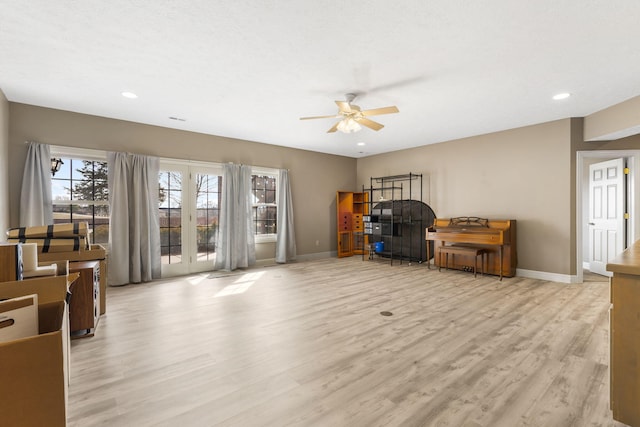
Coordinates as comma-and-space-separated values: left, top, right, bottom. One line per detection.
7, 222, 90, 253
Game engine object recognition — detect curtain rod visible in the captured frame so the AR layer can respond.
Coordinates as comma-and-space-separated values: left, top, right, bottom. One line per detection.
41, 142, 290, 171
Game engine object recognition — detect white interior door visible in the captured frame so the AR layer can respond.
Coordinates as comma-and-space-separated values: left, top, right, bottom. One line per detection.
589, 158, 625, 276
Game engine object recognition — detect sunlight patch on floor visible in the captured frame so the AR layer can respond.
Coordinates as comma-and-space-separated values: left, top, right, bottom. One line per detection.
214, 271, 265, 297
186, 275, 207, 286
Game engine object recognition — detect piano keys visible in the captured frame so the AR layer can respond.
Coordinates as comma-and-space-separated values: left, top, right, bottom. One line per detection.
426, 217, 517, 279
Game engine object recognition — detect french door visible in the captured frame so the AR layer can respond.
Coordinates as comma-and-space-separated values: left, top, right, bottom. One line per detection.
159, 162, 222, 277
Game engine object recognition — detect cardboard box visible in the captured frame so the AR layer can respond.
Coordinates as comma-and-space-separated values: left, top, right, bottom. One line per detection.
0, 301, 67, 427
0, 294, 39, 342
7, 222, 89, 239
38, 245, 107, 316
37, 244, 106, 263
8, 237, 88, 253
0, 274, 77, 427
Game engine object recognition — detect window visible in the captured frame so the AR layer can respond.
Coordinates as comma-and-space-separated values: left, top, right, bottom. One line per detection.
48, 146, 277, 266
251, 171, 277, 240
51, 156, 109, 245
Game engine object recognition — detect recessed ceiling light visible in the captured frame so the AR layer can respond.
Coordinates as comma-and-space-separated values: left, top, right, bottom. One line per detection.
121, 91, 138, 99
552, 92, 571, 100
357, 142, 366, 146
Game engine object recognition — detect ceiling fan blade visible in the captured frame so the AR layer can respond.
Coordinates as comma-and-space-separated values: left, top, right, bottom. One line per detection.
361, 106, 399, 116
335, 101, 352, 113
327, 122, 339, 133
300, 114, 340, 120
356, 117, 384, 131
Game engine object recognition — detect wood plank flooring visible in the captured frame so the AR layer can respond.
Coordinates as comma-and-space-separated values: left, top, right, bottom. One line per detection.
67, 257, 627, 426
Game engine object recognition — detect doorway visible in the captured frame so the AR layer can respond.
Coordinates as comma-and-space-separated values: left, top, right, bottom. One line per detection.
577, 150, 640, 281
159, 161, 222, 277
587, 158, 625, 276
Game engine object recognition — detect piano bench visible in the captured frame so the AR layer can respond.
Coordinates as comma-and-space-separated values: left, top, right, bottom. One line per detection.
438, 245, 488, 278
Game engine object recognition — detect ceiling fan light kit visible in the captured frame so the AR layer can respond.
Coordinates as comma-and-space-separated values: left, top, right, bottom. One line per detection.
300, 93, 399, 134
336, 117, 362, 133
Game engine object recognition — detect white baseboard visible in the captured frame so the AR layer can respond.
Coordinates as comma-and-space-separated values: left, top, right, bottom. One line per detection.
257, 256, 581, 283
295, 251, 336, 261
582, 261, 590, 270
255, 251, 335, 267
516, 268, 579, 284
259, 255, 582, 283
255, 258, 277, 267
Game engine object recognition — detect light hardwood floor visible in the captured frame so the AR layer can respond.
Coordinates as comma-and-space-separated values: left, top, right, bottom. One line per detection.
68, 257, 627, 427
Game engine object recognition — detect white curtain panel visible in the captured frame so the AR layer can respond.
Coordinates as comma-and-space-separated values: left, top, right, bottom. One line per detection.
107, 152, 161, 285
276, 168, 297, 263
20, 142, 53, 227
214, 163, 256, 271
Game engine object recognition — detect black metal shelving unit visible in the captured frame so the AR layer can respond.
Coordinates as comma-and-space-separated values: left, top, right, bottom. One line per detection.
362, 173, 433, 265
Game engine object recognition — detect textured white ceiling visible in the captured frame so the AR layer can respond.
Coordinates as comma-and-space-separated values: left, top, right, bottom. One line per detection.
1, 1, 640, 158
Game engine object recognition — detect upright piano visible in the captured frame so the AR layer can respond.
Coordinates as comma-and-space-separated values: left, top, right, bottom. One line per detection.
426, 217, 517, 279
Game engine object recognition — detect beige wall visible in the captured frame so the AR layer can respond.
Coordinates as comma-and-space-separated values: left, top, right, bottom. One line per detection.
0, 90, 9, 240
584, 95, 640, 141
10, 98, 640, 277
8, 103, 357, 259
358, 119, 573, 275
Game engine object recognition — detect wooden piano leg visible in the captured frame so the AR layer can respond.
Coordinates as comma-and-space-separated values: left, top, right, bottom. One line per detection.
499, 246, 503, 281
426, 241, 431, 269
482, 251, 486, 276
473, 255, 477, 278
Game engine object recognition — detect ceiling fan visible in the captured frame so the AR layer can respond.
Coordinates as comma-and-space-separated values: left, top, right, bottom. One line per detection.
300, 93, 399, 133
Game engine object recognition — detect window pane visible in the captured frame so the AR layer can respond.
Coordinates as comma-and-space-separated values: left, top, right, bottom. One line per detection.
265, 177, 276, 191
71, 160, 85, 180
51, 179, 71, 201
93, 215, 110, 245
52, 205, 71, 222
169, 172, 181, 190
265, 189, 276, 204
53, 159, 71, 179
51, 203, 109, 244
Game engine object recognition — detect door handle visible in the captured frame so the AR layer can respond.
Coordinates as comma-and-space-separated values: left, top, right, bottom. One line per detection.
589, 222, 595, 226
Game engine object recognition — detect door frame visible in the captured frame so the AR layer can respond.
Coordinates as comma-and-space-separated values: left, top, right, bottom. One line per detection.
576, 150, 640, 282
159, 159, 223, 278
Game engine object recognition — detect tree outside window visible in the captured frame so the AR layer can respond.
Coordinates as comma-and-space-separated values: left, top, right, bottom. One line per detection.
51, 158, 109, 244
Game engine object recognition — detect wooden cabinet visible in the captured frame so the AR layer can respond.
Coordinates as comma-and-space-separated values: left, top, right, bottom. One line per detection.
0, 243, 23, 281
39, 245, 107, 315
69, 261, 100, 338
336, 191, 368, 257
607, 240, 640, 426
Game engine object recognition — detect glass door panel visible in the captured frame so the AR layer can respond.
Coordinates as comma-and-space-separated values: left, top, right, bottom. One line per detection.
159, 167, 188, 277
190, 170, 222, 272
